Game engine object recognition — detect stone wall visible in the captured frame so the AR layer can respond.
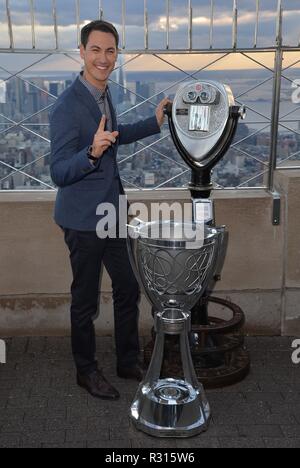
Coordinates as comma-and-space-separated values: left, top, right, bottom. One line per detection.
0, 173, 299, 337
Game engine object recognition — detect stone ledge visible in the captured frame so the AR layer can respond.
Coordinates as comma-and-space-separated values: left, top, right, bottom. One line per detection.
0, 289, 284, 336
0, 188, 271, 203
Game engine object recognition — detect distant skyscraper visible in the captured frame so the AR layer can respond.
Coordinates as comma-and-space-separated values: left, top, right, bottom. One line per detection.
49, 82, 59, 97
115, 55, 126, 97
111, 54, 130, 105
0, 80, 6, 103
26, 86, 40, 115
136, 81, 155, 100
7, 78, 25, 117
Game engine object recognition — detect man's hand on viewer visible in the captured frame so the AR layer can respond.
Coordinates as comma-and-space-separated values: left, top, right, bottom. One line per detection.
156, 97, 172, 128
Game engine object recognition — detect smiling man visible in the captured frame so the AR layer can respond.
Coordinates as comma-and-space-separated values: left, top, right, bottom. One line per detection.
50, 20, 170, 401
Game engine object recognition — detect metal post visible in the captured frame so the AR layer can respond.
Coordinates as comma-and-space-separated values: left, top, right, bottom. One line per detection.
99, 0, 104, 20
232, 0, 238, 50
122, 0, 126, 49
188, 0, 193, 51
52, 0, 59, 50
144, 0, 149, 50
268, 0, 283, 191
6, 0, 14, 49
29, 0, 36, 49
210, 0, 214, 49
166, 0, 170, 50
275, 0, 283, 46
254, 0, 260, 48
76, 0, 80, 48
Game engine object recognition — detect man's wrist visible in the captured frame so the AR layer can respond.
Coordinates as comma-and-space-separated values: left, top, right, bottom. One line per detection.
87, 145, 98, 162
156, 114, 163, 129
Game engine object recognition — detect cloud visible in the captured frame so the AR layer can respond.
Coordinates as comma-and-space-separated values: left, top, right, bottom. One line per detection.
0, 1, 299, 74
0, 0, 299, 51
154, 10, 291, 30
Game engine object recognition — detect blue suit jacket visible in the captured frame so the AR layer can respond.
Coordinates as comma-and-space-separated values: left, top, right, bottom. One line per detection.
50, 77, 161, 231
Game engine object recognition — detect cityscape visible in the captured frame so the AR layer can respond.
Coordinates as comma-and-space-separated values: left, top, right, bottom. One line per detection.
0, 65, 299, 191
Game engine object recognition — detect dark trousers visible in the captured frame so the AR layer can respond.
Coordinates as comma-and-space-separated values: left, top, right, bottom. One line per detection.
63, 228, 140, 375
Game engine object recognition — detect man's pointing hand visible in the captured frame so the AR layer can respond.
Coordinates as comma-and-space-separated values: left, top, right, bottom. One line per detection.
91, 115, 119, 159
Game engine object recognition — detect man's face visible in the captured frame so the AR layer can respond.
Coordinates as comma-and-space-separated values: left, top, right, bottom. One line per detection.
80, 30, 118, 89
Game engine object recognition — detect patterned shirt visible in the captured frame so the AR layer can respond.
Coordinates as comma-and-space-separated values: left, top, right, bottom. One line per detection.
79, 71, 113, 132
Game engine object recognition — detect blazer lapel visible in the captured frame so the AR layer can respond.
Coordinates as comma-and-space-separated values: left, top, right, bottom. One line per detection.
74, 78, 102, 127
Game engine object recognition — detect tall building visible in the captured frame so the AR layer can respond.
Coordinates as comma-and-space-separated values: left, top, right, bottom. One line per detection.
26, 85, 40, 115
136, 81, 155, 101
49, 82, 59, 97
111, 54, 130, 106
0, 80, 6, 103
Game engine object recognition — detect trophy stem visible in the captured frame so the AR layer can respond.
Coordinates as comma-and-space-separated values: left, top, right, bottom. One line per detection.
143, 328, 165, 384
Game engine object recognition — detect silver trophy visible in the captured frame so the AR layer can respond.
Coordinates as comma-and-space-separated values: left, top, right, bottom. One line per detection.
127, 80, 246, 437
127, 220, 225, 437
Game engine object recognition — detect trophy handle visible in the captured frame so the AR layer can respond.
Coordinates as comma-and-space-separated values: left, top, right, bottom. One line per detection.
208, 226, 228, 292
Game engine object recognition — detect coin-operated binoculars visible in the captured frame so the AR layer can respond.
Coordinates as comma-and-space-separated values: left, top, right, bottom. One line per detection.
127, 81, 247, 438
164, 81, 250, 388
168, 80, 246, 206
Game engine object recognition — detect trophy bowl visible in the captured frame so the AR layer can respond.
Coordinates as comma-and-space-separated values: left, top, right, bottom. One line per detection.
127, 220, 220, 313
127, 220, 223, 437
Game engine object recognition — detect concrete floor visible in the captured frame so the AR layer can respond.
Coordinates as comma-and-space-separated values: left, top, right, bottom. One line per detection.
0, 336, 299, 448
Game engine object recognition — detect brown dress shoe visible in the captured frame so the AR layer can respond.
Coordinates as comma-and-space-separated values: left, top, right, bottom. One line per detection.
117, 364, 144, 382
77, 369, 120, 400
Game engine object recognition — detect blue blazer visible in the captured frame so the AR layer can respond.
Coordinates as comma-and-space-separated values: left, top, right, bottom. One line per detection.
50, 77, 161, 231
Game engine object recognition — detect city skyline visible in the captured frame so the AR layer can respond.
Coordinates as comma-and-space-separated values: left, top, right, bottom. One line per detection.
1, 50, 300, 75
0, 65, 299, 191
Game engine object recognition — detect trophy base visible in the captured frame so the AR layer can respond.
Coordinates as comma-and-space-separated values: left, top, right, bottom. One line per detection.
130, 378, 211, 438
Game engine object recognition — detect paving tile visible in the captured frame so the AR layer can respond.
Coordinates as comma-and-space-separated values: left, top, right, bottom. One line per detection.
131, 438, 179, 449
176, 437, 220, 448
238, 424, 283, 438
204, 424, 239, 437
281, 425, 300, 438
88, 439, 132, 448
244, 392, 285, 404
219, 437, 266, 448
66, 428, 109, 443
21, 431, 66, 446
0, 433, 22, 448
264, 438, 300, 448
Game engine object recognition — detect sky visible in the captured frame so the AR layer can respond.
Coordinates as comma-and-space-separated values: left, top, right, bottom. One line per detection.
0, 0, 299, 72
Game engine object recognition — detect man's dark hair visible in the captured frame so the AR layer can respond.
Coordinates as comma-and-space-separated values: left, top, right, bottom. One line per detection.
81, 20, 119, 48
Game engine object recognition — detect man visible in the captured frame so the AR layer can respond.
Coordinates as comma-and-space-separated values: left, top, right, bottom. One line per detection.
50, 20, 170, 401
